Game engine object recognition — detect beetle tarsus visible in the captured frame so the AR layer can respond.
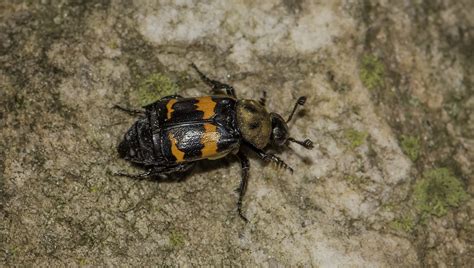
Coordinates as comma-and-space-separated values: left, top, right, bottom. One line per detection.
264, 154, 294, 173
238, 206, 249, 223
244, 142, 294, 173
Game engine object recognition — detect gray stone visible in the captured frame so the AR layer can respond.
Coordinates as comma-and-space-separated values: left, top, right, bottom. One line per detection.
1, 0, 472, 266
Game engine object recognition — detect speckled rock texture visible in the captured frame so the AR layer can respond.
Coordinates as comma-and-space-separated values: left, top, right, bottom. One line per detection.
1, 0, 473, 266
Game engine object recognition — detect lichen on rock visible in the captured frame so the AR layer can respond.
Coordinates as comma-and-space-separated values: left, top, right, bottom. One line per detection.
359, 54, 385, 91
137, 73, 179, 106
414, 168, 468, 217
400, 135, 421, 162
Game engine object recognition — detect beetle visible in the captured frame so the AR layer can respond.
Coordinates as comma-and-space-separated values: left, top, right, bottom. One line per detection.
115, 63, 313, 222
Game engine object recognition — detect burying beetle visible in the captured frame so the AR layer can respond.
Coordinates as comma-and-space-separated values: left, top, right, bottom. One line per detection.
115, 63, 313, 222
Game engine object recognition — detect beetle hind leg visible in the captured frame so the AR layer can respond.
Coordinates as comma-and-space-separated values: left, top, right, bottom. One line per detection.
190, 63, 236, 97
114, 163, 195, 180
114, 169, 159, 180
113, 105, 145, 116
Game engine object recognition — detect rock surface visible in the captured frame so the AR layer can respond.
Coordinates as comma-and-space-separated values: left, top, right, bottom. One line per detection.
1, 0, 472, 266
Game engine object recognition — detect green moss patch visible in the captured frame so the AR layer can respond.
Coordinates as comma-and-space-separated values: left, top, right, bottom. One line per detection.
169, 230, 185, 248
345, 174, 365, 184
414, 168, 468, 217
138, 73, 178, 106
390, 215, 415, 233
400, 135, 421, 162
359, 54, 385, 91
344, 129, 368, 149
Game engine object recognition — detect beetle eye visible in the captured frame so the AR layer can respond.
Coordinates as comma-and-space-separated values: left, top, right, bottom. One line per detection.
270, 113, 289, 146
274, 128, 282, 139
272, 126, 288, 146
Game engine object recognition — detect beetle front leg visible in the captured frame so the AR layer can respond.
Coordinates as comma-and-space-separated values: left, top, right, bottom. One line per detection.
244, 142, 294, 173
236, 151, 250, 223
190, 63, 236, 97
261, 154, 294, 173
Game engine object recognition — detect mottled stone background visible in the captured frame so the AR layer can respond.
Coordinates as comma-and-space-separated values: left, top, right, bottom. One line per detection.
1, 0, 473, 266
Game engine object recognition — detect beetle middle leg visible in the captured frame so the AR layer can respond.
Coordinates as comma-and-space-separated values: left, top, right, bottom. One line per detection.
235, 151, 250, 223
191, 63, 236, 97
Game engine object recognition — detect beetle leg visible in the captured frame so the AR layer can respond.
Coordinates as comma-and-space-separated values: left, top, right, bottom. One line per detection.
244, 142, 294, 173
160, 94, 183, 100
115, 162, 196, 181
114, 169, 153, 179
190, 63, 236, 97
261, 154, 294, 173
236, 151, 250, 223
113, 105, 145, 116
169, 162, 196, 181
259, 91, 267, 106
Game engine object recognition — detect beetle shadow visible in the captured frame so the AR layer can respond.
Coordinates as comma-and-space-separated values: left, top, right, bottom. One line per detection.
186, 157, 237, 177
123, 157, 238, 184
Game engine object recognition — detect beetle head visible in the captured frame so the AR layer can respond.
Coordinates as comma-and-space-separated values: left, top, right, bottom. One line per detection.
237, 96, 313, 150
270, 113, 289, 146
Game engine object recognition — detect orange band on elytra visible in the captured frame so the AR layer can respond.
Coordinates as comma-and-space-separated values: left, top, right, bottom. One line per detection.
168, 133, 185, 162
200, 123, 219, 158
166, 99, 177, 119
195, 96, 216, 119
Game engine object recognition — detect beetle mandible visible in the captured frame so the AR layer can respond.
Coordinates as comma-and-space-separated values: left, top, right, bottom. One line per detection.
115, 63, 313, 222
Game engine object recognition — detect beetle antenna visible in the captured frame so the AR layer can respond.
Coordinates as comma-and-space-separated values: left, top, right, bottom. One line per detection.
287, 96, 307, 123
288, 137, 314, 149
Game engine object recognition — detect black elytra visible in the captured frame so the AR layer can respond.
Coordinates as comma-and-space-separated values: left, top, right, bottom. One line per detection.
115, 63, 314, 222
